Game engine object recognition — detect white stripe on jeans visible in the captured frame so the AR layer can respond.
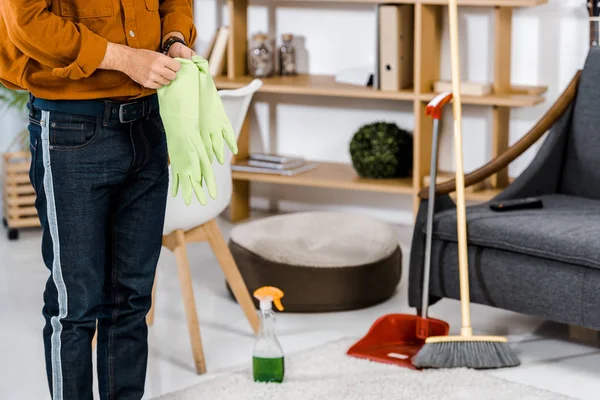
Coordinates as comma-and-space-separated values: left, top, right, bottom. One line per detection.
41, 110, 67, 400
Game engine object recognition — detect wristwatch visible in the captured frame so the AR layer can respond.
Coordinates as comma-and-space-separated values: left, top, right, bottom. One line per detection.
162, 36, 186, 55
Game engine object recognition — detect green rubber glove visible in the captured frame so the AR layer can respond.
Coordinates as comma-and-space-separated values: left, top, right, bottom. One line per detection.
157, 58, 217, 205
192, 55, 239, 165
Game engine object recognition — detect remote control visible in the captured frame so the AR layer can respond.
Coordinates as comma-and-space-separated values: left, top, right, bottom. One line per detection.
489, 197, 543, 212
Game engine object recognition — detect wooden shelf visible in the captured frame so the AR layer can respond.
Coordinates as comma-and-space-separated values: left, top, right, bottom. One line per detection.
275, 0, 546, 6
419, 0, 546, 6
420, 90, 545, 107
217, 75, 545, 107
216, 75, 416, 101
232, 160, 500, 201
232, 161, 415, 194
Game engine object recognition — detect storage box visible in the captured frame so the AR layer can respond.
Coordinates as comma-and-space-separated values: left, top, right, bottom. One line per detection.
378, 5, 414, 91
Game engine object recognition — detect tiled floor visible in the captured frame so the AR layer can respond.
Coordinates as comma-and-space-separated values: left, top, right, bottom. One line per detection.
1, 214, 600, 399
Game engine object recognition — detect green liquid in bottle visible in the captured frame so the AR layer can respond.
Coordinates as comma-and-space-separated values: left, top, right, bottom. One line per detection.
253, 356, 284, 383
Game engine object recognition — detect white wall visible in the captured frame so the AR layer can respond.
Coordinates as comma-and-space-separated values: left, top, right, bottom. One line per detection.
0, 1, 589, 224
192, 0, 590, 224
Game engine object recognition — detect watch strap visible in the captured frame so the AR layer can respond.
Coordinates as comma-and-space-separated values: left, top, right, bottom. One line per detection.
162, 36, 186, 55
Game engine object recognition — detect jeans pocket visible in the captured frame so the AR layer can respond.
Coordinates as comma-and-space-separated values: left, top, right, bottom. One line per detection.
49, 114, 101, 151
144, 112, 168, 153
147, 111, 165, 134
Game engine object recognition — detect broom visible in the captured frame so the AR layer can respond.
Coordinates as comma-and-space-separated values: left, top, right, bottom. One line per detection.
411, 0, 520, 370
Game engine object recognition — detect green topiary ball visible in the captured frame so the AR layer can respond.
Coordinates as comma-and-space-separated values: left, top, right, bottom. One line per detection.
350, 122, 413, 179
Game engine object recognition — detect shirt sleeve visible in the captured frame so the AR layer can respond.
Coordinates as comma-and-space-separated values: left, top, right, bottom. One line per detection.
0, 0, 108, 80
159, 0, 197, 47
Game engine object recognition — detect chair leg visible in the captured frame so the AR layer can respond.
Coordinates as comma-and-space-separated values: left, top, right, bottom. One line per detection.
203, 219, 260, 335
147, 277, 157, 326
173, 229, 207, 374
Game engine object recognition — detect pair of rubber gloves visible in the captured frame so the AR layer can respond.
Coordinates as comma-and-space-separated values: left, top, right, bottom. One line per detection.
157, 56, 238, 205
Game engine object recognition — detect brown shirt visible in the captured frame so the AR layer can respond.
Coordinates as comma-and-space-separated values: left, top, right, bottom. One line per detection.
0, 0, 197, 100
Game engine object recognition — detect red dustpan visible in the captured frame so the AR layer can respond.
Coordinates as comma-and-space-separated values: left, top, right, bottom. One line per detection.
347, 93, 453, 369
347, 314, 449, 369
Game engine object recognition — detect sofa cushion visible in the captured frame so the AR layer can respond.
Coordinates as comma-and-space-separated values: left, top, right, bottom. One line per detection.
430, 194, 600, 270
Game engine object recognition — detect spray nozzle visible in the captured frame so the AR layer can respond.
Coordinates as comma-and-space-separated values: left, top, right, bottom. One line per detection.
253, 286, 284, 311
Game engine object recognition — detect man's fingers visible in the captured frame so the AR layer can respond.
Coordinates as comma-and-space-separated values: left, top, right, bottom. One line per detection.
160, 67, 177, 82
151, 72, 171, 87
163, 56, 182, 72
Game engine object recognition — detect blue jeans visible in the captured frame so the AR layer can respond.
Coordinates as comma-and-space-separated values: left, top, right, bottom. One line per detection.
28, 99, 169, 400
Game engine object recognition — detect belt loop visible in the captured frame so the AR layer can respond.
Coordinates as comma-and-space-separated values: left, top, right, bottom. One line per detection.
102, 102, 111, 127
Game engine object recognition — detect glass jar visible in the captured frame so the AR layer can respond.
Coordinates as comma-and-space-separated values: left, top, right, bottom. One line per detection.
249, 33, 274, 78
279, 33, 296, 76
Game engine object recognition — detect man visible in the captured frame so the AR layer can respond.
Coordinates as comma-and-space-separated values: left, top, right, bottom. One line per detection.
0, 1, 197, 399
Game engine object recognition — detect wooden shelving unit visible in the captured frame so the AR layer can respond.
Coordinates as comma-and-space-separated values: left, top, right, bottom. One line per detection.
219, 0, 548, 222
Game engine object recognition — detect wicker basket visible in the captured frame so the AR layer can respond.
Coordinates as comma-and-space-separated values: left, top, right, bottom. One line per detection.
2, 151, 39, 239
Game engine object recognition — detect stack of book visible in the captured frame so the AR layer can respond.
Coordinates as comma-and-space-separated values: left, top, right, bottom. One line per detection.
232, 153, 317, 176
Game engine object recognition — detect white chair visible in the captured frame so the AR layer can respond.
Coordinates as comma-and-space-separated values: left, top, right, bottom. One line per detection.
149, 79, 263, 374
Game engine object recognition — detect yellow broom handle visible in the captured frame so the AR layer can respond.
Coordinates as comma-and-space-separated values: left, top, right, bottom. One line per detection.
449, 0, 472, 336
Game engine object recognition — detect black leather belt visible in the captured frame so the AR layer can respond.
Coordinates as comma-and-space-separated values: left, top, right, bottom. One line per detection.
29, 94, 159, 123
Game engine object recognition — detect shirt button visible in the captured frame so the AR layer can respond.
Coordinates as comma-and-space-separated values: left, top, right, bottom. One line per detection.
129, 30, 135, 38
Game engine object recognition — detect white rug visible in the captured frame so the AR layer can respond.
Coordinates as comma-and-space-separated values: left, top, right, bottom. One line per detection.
154, 339, 574, 400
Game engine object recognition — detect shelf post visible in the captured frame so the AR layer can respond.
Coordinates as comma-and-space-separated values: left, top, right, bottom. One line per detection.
230, 116, 251, 222
491, 6, 512, 189
413, 3, 442, 214
227, 0, 251, 222
227, 0, 248, 79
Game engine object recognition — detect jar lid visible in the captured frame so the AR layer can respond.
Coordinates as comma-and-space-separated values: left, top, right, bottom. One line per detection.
282, 33, 294, 41
253, 33, 269, 41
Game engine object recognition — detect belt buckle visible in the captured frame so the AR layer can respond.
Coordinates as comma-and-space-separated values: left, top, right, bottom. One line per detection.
118, 102, 139, 123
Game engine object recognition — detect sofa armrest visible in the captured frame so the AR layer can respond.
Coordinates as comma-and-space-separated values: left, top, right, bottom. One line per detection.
418, 70, 581, 199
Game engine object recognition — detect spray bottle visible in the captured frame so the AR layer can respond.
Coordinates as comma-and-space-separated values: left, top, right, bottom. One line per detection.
252, 286, 285, 383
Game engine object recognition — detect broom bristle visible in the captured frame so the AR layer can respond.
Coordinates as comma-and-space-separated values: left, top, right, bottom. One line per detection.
412, 340, 520, 369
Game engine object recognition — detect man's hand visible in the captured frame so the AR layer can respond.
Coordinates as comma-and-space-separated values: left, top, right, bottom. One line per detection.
124, 48, 181, 88
100, 43, 181, 89
168, 42, 195, 59
162, 31, 195, 59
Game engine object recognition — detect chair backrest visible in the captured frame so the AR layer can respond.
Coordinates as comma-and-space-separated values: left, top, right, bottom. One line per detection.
162, 79, 263, 234
559, 48, 600, 198
219, 79, 263, 138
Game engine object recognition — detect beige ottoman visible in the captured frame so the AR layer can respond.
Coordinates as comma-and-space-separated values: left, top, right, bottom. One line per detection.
228, 211, 402, 312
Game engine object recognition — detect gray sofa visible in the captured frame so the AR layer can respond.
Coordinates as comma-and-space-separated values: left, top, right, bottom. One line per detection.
409, 48, 600, 331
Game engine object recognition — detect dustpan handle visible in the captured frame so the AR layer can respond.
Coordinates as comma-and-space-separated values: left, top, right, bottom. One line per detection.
422, 92, 453, 320
449, 0, 473, 336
